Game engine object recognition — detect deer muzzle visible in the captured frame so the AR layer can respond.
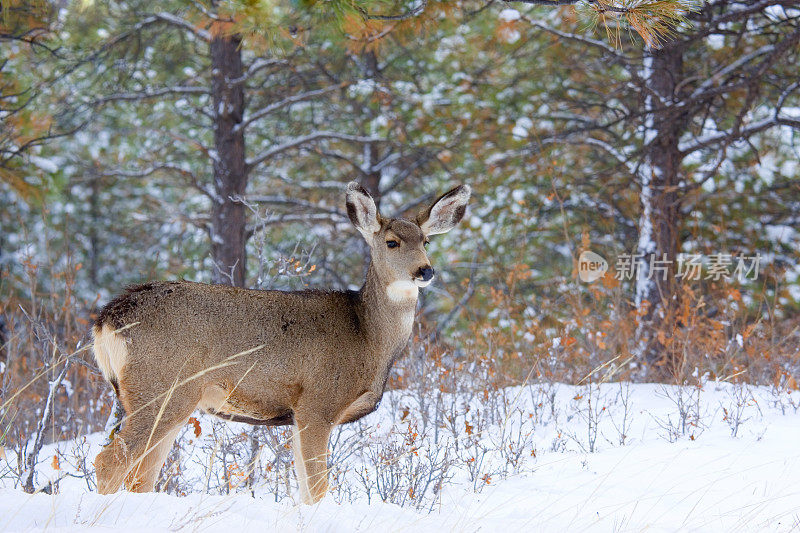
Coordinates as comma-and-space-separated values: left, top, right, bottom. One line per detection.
414, 266, 435, 287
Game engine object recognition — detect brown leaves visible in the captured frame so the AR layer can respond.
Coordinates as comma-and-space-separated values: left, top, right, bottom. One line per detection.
342, 13, 394, 54
774, 370, 798, 392
188, 417, 202, 438
0, 0, 52, 37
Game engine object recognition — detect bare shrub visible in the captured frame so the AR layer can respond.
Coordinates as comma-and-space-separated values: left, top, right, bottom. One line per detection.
653, 382, 705, 443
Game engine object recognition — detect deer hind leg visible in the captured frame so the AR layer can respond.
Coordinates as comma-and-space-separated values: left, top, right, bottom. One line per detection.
292, 413, 332, 504
95, 433, 129, 494
124, 424, 183, 492
96, 380, 198, 494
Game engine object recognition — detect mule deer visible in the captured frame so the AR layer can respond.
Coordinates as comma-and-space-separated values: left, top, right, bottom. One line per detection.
92, 181, 470, 503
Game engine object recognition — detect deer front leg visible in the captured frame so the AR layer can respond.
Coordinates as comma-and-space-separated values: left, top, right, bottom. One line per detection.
292, 413, 332, 504
335, 391, 380, 425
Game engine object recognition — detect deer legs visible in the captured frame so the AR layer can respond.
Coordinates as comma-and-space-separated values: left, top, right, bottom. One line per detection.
96, 382, 197, 494
292, 412, 332, 504
291, 392, 380, 504
335, 391, 380, 425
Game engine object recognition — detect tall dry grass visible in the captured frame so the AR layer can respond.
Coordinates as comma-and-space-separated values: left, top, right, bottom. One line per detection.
1, 237, 798, 499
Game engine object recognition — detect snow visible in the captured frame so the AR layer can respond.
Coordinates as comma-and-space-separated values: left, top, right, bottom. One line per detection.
501, 29, 521, 44
434, 35, 467, 62
499, 9, 521, 22
706, 33, 725, 50
765, 4, 796, 20
765, 224, 798, 245
736, 333, 744, 348
29, 155, 59, 173
349, 79, 378, 97
635, 167, 654, 307
512, 116, 533, 139
779, 106, 800, 120
3, 383, 800, 531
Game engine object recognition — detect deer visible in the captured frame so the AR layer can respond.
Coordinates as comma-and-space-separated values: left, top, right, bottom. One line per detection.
91, 181, 471, 504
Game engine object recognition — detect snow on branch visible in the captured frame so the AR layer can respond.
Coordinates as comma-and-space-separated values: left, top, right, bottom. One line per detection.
776, 80, 800, 114
149, 12, 212, 42
696, 45, 776, 96
236, 194, 345, 218
520, 16, 626, 59
582, 137, 640, 176
678, 115, 800, 154
102, 164, 213, 200
365, 0, 430, 21
235, 84, 346, 133
227, 58, 290, 86
246, 213, 347, 235
90, 86, 209, 106
502, 0, 581, 5
309, 149, 369, 177
246, 131, 391, 170
23, 358, 70, 494
274, 175, 347, 191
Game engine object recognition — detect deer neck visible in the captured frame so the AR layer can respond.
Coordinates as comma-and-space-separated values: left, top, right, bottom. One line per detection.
358, 260, 418, 355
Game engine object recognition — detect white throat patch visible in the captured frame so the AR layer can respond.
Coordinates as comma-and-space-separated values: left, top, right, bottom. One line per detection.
400, 310, 415, 332
386, 280, 419, 302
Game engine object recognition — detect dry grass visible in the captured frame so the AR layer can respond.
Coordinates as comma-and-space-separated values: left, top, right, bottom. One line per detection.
1, 242, 798, 502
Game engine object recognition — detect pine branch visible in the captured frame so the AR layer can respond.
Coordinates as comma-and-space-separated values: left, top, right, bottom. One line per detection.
235, 84, 346, 133
365, 0, 430, 21
246, 132, 391, 170
88, 86, 209, 106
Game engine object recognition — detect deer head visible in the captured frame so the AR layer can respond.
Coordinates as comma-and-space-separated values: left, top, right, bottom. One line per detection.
345, 182, 471, 302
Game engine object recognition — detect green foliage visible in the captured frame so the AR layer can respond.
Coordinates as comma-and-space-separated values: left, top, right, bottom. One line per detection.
1, 0, 797, 383
578, 0, 702, 47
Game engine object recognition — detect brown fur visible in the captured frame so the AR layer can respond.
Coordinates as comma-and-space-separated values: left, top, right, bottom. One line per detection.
91, 182, 470, 504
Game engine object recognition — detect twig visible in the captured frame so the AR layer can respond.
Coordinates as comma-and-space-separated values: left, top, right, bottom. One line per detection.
23, 357, 70, 494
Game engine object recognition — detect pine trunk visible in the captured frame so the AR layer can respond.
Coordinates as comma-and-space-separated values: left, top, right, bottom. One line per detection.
636, 43, 684, 367
362, 51, 382, 208
210, 34, 247, 287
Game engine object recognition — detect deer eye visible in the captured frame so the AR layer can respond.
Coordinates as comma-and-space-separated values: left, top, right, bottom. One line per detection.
386, 240, 399, 249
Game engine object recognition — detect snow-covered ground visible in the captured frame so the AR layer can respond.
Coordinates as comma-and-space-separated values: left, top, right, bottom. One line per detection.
2, 382, 800, 531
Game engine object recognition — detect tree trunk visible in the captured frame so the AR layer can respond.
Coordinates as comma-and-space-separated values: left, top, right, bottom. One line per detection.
636, 43, 684, 368
363, 142, 382, 207
0, 233, 5, 364
88, 166, 100, 288
361, 51, 382, 208
210, 34, 247, 287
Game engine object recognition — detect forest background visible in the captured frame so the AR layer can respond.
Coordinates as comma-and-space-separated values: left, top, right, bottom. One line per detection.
1, 0, 799, 482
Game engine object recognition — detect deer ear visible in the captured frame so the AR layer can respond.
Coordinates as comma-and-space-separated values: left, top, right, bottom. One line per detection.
346, 181, 381, 241
416, 184, 471, 236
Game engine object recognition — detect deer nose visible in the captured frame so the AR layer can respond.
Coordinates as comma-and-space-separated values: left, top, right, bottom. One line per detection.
417, 266, 435, 282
